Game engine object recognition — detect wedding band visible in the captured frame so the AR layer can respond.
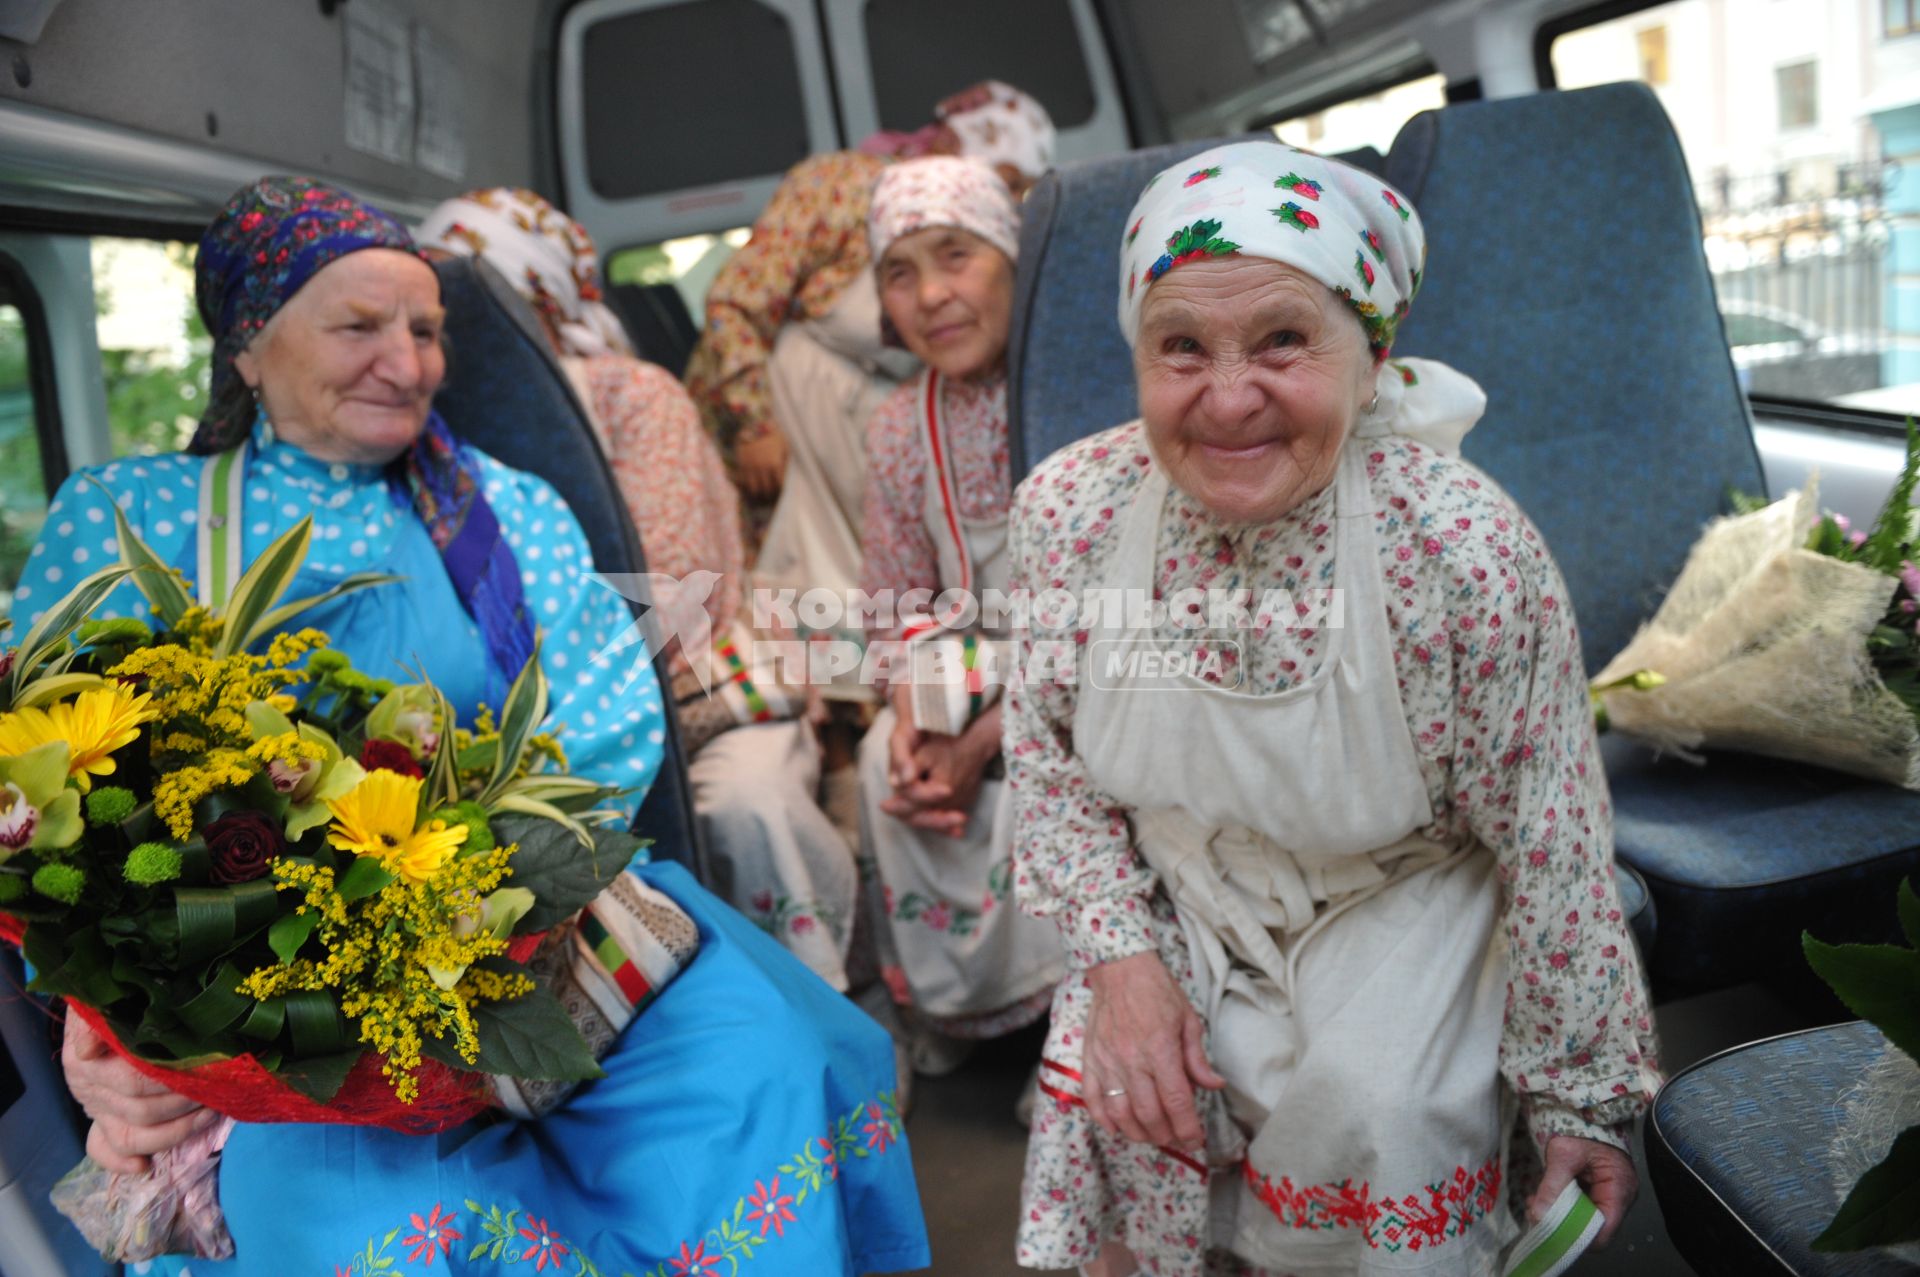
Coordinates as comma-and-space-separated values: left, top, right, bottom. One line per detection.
1103, 1087, 1127, 1097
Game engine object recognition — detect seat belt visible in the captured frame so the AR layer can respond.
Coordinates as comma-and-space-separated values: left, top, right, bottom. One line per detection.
195, 443, 248, 611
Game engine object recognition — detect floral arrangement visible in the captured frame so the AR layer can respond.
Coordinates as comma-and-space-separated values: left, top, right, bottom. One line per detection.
1591, 422, 1920, 788
1803, 878, 1920, 1254
0, 505, 638, 1193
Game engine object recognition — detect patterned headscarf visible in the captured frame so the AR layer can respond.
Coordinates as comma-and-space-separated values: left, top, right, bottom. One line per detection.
417, 188, 636, 361
189, 176, 535, 688
191, 176, 420, 454
868, 157, 1021, 265
1120, 141, 1424, 358
859, 80, 1056, 181
1120, 141, 1484, 453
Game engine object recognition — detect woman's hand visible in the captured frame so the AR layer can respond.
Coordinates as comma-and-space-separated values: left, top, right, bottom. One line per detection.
882, 698, 1000, 836
63, 1014, 217, 1174
1082, 951, 1224, 1151
733, 426, 789, 501
1529, 1134, 1636, 1248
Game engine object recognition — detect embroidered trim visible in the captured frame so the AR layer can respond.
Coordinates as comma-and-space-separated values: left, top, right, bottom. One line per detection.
714, 634, 773, 723
884, 858, 1013, 937
1241, 1150, 1502, 1253
329, 1091, 907, 1275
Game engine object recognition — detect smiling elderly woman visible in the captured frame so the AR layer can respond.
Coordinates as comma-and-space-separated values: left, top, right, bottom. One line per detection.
1005, 143, 1662, 1277
14, 177, 927, 1277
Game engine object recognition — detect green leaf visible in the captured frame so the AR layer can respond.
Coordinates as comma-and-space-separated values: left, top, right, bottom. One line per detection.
10, 672, 107, 709
245, 573, 403, 649
489, 793, 593, 849
274, 1048, 361, 1104
176, 962, 252, 1037
283, 989, 352, 1058
337, 856, 397, 902
85, 474, 194, 626
491, 814, 633, 931
480, 642, 548, 806
268, 910, 319, 965
1804, 933, 1920, 1064
1862, 418, 1920, 574
214, 517, 314, 658
1812, 1124, 1920, 1251
4, 563, 137, 703
173, 880, 281, 968
422, 976, 604, 1082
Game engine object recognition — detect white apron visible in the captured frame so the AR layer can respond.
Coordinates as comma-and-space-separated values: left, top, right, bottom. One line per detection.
1072, 442, 1513, 1275
754, 278, 917, 613
859, 370, 1064, 1021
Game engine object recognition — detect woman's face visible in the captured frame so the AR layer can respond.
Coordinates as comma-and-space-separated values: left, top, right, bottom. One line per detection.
878, 227, 1014, 381
233, 249, 446, 465
1135, 257, 1374, 525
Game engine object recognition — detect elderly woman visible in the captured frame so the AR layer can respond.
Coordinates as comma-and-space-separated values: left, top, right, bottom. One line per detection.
685, 82, 1055, 609
17, 177, 927, 1276
1006, 143, 1661, 1276
418, 188, 859, 989
857, 158, 1065, 1079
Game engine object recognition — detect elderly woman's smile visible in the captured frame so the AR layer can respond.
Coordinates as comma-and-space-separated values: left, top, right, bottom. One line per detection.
1135, 256, 1374, 526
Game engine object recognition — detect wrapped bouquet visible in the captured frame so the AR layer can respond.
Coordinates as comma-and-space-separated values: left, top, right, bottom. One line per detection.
1593, 422, 1920, 788
0, 505, 684, 1261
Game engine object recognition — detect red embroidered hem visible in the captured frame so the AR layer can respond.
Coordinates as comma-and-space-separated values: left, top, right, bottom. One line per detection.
1242, 1151, 1502, 1254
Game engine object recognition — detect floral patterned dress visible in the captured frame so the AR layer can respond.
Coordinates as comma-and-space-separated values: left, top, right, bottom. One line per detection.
1005, 423, 1661, 1275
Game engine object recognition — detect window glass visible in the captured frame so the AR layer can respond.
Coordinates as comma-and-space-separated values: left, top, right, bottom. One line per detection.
91, 238, 210, 458
864, 0, 1096, 132
0, 300, 47, 610
1269, 73, 1447, 158
1891, 0, 1919, 39
580, 0, 810, 200
1552, 1, 1920, 416
606, 227, 751, 330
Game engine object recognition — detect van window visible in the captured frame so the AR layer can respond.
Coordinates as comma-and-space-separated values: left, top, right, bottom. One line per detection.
1268, 73, 1446, 157
0, 267, 56, 614
91, 238, 211, 458
862, 0, 1097, 131
579, 0, 812, 201
1549, 1, 1918, 418
607, 227, 751, 329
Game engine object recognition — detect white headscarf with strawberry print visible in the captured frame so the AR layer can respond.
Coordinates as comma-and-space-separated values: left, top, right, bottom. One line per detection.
1117, 140, 1484, 454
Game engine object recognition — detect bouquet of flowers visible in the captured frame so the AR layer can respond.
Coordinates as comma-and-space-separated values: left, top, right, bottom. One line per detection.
1592, 422, 1920, 788
0, 500, 664, 1261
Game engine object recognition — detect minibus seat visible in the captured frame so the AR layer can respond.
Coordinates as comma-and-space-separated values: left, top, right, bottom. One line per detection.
1382, 81, 1920, 999
431, 256, 707, 880
1645, 1021, 1890, 1277
1008, 140, 1383, 480
1005, 132, 1659, 952
606, 282, 699, 380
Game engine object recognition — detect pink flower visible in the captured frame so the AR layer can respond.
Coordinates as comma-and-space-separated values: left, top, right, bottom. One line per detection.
403, 1203, 462, 1265
670, 1240, 722, 1274
790, 913, 816, 935
516, 1217, 569, 1271
923, 901, 952, 932
0, 783, 38, 850
746, 1177, 798, 1238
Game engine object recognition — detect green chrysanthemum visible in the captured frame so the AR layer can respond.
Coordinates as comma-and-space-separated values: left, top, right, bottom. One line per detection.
85, 786, 137, 825
124, 841, 183, 886
32, 862, 84, 904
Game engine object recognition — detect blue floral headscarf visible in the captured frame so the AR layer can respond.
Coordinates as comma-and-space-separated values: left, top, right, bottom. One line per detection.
189, 176, 535, 686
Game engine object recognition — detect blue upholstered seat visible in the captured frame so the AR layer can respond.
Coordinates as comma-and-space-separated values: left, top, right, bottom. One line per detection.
1383, 82, 1920, 997
1647, 1022, 1913, 1277
431, 256, 706, 878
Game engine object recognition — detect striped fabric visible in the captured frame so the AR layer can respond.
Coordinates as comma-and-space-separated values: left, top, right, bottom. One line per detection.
492, 871, 700, 1118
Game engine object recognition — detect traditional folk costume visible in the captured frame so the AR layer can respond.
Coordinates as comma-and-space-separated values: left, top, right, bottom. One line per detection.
1006, 145, 1662, 1275
857, 159, 1065, 1036
684, 84, 1056, 611
420, 190, 860, 989
15, 178, 928, 1275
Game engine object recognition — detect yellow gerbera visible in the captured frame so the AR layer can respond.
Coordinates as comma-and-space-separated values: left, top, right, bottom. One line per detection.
0, 685, 156, 793
325, 770, 467, 885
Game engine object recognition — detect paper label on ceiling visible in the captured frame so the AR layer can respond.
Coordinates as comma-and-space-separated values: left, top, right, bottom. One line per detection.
413, 24, 468, 180
343, 0, 416, 165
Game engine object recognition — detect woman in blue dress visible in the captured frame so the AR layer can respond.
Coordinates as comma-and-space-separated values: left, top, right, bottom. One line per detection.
16, 177, 929, 1276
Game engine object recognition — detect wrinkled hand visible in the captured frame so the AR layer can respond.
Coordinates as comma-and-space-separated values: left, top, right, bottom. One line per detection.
1082, 951, 1224, 1152
733, 427, 789, 501
882, 694, 998, 837
63, 1014, 217, 1174
1529, 1134, 1636, 1248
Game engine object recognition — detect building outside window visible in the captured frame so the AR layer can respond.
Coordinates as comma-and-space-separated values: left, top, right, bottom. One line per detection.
1776, 59, 1818, 130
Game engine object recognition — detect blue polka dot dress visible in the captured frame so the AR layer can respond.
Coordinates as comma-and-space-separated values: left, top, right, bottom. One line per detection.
12, 420, 929, 1276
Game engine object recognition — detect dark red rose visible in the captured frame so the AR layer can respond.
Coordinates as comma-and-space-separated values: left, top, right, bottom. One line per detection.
360, 739, 423, 778
206, 811, 286, 884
